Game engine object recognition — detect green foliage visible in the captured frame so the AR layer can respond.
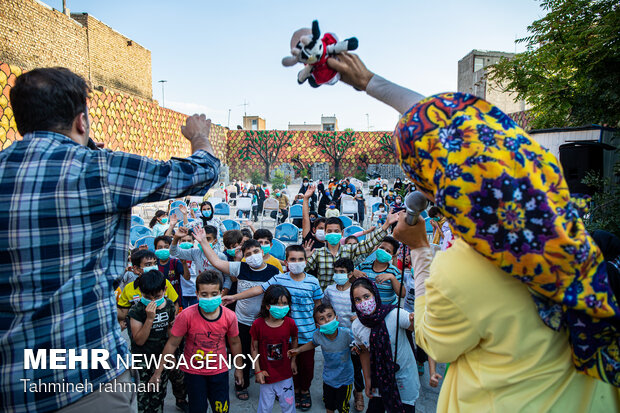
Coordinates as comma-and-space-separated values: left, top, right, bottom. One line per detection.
354, 170, 368, 182
237, 130, 295, 180
378, 133, 394, 153
311, 131, 357, 174
489, 0, 620, 129
250, 171, 263, 186
290, 154, 313, 178
334, 171, 344, 180
271, 170, 285, 190
582, 162, 620, 237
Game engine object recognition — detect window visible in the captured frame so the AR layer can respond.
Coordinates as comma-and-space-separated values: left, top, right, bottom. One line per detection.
251, 119, 257, 130
323, 124, 335, 131
474, 57, 484, 72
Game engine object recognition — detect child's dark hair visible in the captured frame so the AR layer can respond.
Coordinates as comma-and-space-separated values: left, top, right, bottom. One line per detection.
428, 206, 441, 218
131, 249, 157, 267
312, 217, 326, 230
154, 235, 172, 249
350, 278, 376, 311
259, 285, 292, 318
137, 270, 166, 296
313, 303, 335, 321
325, 217, 344, 230
196, 270, 223, 291
334, 257, 354, 273
285, 244, 306, 259
253, 228, 273, 242
200, 201, 214, 221
149, 210, 167, 228
381, 236, 400, 254
223, 230, 243, 248
344, 235, 358, 244
241, 228, 253, 239
241, 239, 261, 254
204, 225, 218, 238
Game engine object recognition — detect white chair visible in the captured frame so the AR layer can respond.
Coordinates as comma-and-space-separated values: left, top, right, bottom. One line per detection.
368, 179, 376, 188
350, 178, 363, 192
341, 199, 359, 223
213, 189, 227, 200
340, 194, 354, 202
209, 197, 223, 206
235, 197, 252, 220
262, 198, 281, 227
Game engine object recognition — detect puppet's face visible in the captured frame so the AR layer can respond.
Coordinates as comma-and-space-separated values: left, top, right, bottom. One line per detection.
299, 40, 323, 64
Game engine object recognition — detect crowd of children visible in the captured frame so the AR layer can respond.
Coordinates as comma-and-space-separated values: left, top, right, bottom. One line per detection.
116, 176, 443, 413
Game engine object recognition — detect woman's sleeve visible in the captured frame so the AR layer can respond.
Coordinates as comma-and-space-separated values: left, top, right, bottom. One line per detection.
365, 75, 425, 115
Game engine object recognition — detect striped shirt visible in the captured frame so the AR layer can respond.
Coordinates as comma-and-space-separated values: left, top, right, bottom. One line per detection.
357, 261, 403, 305
262, 272, 323, 344
306, 228, 388, 289
323, 284, 355, 329
0, 131, 219, 413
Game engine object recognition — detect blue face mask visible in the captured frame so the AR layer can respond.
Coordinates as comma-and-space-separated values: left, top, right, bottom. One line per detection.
325, 233, 342, 246
333, 273, 349, 286
160, 218, 168, 224
155, 248, 170, 260
179, 242, 194, 250
269, 305, 290, 319
140, 296, 165, 307
319, 319, 340, 334
192, 207, 199, 213
143, 265, 158, 273
202, 210, 212, 218
226, 248, 237, 257
261, 245, 271, 254
198, 296, 222, 313
375, 248, 393, 263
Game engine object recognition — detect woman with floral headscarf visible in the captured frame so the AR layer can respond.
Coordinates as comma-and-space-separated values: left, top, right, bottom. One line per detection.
327, 53, 620, 411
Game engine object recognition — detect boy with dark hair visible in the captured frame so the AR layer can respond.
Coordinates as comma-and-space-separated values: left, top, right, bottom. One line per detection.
252, 228, 283, 271
357, 236, 405, 305
154, 235, 186, 299
306, 214, 399, 289
195, 231, 281, 400
288, 303, 355, 413
149, 270, 244, 413
222, 244, 323, 410
127, 270, 176, 413
223, 229, 243, 261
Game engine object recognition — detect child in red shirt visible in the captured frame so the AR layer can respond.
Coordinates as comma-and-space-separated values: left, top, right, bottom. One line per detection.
250, 284, 298, 413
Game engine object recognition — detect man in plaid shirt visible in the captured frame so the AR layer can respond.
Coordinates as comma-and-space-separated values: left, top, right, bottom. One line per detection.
0, 68, 219, 413
306, 214, 400, 289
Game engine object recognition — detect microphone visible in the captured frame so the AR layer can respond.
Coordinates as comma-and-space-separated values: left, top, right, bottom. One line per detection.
404, 191, 429, 225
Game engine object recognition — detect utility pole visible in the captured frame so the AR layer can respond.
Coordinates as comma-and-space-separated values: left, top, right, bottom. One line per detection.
158, 80, 167, 108
239, 100, 249, 117
365, 113, 373, 131
227, 109, 231, 129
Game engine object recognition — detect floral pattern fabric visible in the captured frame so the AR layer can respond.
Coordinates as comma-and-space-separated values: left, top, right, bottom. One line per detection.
393, 92, 620, 386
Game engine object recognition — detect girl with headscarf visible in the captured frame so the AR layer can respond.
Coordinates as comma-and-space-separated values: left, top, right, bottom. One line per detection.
350, 277, 420, 413
199, 201, 226, 239
327, 53, 620, 411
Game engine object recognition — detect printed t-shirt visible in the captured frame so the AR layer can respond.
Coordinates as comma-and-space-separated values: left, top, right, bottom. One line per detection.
323, 284, 355, 329
158, 258, 184, 298
249, 316, 298, 384
357, 261, 402, 305
117, 279, 178, 308
171, 304, 239, 376
127, 299, 176, 355
229, 262, 281, 326
312, 327, 354, 388
261, 272, 323, 344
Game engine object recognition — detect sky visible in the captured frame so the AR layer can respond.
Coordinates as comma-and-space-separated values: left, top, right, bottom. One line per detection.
42, 0, 545, 131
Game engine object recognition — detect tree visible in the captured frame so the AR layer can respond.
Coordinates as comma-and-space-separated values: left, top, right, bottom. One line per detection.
238, 130, 294, 181
378, 133, 394, 154
290, 154, 313, 178
489, 0, 620, 129
311, 131, 356, 175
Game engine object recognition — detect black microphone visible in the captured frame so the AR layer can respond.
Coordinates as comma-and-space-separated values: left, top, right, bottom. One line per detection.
404, 191, 429, 225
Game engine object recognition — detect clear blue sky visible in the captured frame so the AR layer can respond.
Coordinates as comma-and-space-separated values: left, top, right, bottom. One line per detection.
42, 0, 544, 131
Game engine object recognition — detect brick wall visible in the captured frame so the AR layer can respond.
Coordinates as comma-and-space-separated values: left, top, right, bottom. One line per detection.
0, 0, 152, 100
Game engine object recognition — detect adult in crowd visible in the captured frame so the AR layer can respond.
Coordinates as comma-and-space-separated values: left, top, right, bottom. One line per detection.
298, 177, 316, 211
0, 67, 220, 413
271, 188, 289, 224
327, 52, 620, 411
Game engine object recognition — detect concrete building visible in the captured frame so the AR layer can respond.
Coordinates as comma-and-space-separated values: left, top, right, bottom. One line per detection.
242, 115, 266, 130
288, 115, 339, 131
458, 50, 527, 114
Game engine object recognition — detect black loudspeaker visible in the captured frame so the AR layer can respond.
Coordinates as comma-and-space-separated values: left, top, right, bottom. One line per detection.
559, 142, 604, 196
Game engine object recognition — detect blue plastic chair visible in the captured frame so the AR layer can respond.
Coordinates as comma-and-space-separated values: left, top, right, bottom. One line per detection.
170, 207, 186, 221
270, 239, 286, 261
134, 235, 155, 251
130, 225, 152, 245
339, 215, 353, 228
213, 202, 230, 217
420, 210, 429, 219
131, 215, 144, 226
171, 201, 186, 210
275, 223, 299, 243
343, 225, 365, 241
289, 204, 303, 220
222, 219, 241, 231
372, 202, 385, 213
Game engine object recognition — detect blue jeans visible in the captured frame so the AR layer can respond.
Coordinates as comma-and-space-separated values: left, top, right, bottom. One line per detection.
185, 371, 229, 413
182, 296, 198, 308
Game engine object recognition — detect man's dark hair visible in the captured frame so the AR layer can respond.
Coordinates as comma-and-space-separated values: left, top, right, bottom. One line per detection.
204, 225, 218, 238
10, 67, 91, 136
326, 217, 344, 230
253, 228, 273, 242
380, 236, 400, 255
196, 270, 223, 291
285, 244, 306, 259
334, 257, 354, 273
154, 235, 172, 249
131, 249, 157, 267
136, 270, 166, 296
241, 239, 261, 254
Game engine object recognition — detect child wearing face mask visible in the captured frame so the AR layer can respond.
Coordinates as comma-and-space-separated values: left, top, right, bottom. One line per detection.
222, 245, 323, 410
325, 201, 340, 218
356, 237, 404, 305
288, 304, 354, 413
194, 231, 281, 400
150, 210, 170, 237
250, 285, 298, 413
154, 235, 186, 299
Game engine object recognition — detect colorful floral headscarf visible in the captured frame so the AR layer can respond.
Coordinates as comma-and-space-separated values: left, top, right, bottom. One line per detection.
393, 92, 620, 386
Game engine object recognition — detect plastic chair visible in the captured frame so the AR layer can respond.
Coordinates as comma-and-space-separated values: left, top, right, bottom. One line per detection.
262, 198, 281, 226
170, 201, 186, 210
213, 190, 227, 200
343, 225, 365, 241
289, 204, 303, 220
130, 225, 152, 246
213, 202, 230, 217
236, 197, 252, 218
270, 239, 286, 261
134, 235, 155, 251
209, 197, 223, 206
341, 199, 359, 221
170, 207, 186, 221
222, 219, 241, 231
371, 202, 385, 213
131, 215, 144, 226
420, 209, 429, 219
275, 223, 299, 243
339, 215, 353, 228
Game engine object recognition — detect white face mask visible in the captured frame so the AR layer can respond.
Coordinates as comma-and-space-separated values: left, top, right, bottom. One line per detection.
288, 261, 306, 275
315, 229, 326, 241
246, 253, 264, 268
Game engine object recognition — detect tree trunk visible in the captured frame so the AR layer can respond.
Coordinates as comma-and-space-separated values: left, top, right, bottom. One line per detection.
334, 158, 340, 175
264, 162, 271, 182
